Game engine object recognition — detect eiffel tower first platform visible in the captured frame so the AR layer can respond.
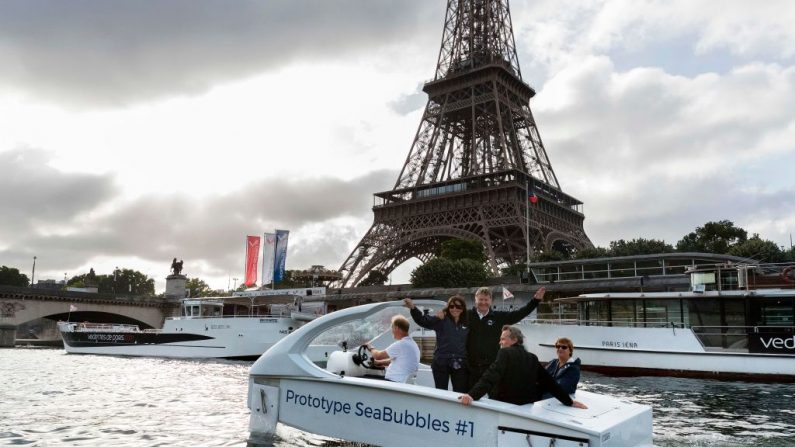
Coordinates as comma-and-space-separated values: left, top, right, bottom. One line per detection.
339, 0, 593, 287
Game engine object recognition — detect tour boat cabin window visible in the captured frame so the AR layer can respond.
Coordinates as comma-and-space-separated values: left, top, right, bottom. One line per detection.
643, 299, 684, 327
687, 299, 720, 327
580, 300, 609, 326
752, 298, 795, 326
610, 299, 637, 327
691, 272, 717, 292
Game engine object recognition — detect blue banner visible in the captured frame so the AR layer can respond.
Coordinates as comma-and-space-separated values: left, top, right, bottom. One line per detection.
273, 230, 290, 283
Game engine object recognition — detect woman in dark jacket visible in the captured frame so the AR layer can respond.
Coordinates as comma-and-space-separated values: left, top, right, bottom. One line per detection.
544, 337, 581, 396
404, 295, 469, 392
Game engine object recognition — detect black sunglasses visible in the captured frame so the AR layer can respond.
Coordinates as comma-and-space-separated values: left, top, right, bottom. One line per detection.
449, 303, 465, 310
555, 345, 569, 350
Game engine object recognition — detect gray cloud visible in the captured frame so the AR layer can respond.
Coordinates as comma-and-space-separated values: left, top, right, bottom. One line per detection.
0, 148, 117, 237
583, 176, 795, 246
534, 57, 795, 247
388, 84, 427, 115
0, 161, 395, 283
0, 0, 441, 107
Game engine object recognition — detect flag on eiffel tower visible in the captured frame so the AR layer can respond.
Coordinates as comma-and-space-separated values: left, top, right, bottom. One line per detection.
528, 185, 538, 204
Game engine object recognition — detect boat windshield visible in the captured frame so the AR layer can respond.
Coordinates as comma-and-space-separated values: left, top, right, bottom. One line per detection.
308, 302, 445, 350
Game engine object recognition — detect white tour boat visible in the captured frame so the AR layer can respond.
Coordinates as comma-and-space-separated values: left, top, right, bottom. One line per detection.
519, 263, 795, 381
247, 300, 653, 447
57, 293, 331, 360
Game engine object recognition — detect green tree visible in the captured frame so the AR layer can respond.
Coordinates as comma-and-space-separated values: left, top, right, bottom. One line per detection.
786, 247, 795, 262
357, 270, 389, 287
410, 258, 490, 288
439, 239, 487, 264
573, 246, 611, 259
66, 268, 99, 289
273, 270, 298, 289
728, 235, 786, 262
500, 263, 527, 277
186, 277, 214, 297
530, 251, 567, 263
549, 240, 576, 259
410, 238, 493, 288
0, 266, 29, 287
80, 268, 155, 295
676, 220, 747, 254
609, 238, 674, 257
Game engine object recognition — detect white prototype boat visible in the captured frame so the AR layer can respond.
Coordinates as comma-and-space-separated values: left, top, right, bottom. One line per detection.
57, 295, 332, 360
519, 263, 795, 381
247, 300, 653, 447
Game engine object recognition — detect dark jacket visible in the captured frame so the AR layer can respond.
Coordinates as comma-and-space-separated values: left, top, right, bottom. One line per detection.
468, 344, 573, 406
409, 307, 468, 360
545, 357, 581, 395
467, 299, 539, 367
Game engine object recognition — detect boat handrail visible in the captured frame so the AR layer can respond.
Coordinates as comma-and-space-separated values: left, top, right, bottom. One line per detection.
166, 313, 289, 321
525, 318, 687, 329
71, 322, 141, 332
530, 259, 795, 286
691, 325, 795, 333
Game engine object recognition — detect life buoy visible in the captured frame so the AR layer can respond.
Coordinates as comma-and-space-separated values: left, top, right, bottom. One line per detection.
781, 266, 795, 284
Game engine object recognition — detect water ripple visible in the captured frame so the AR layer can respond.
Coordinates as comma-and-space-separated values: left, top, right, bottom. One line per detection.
2, 348, 795, 446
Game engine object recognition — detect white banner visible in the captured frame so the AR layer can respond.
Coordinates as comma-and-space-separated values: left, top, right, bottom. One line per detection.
262, 232, 276, 287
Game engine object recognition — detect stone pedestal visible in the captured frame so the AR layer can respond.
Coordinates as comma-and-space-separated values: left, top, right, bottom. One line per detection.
0, 324, 16, 348
165, 274, 188, 301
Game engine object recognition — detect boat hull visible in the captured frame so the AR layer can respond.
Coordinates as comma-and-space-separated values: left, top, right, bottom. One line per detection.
249, 376, 653, 447
58, 317, 316, 360
518, 321, 795, 382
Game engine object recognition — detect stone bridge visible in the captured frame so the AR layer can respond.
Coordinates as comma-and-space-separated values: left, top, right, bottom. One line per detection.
0, 285, 178, 346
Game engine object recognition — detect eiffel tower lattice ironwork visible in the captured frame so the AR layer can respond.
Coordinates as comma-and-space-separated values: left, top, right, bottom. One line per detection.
338, 0, 592, 287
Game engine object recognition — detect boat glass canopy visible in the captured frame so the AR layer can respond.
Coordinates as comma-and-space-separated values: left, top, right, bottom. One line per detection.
308, 302, 445, 351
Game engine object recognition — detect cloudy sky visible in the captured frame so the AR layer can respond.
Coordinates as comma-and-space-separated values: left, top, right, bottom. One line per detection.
2, 0, 794, 292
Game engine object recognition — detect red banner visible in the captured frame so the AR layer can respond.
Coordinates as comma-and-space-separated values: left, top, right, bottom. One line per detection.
244, 235, 261, 287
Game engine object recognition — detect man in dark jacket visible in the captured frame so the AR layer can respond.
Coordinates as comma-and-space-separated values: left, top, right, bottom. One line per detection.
467, 286, 545, 387
458, 325, 587, 409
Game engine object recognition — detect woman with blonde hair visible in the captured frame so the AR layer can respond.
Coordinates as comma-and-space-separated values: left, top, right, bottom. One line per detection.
404, 295, 469, 391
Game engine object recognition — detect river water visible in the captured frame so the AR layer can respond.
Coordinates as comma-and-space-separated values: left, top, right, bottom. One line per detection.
1, 348, 794, 446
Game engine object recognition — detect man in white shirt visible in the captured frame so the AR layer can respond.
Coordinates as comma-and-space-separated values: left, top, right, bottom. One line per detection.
367, 315, 420, 383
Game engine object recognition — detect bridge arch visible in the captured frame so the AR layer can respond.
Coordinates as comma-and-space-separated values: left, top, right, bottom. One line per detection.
1, 287, 171, 343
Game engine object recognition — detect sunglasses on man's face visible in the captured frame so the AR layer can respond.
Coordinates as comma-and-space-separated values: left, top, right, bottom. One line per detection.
449, 304, 464, 310
555, 345, 570, 350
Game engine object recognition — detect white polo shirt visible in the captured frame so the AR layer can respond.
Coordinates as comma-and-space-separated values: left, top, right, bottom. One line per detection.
384, 336, 420, 383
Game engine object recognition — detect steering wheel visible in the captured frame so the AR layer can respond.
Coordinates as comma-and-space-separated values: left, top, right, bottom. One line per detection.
356, 344, 373, 368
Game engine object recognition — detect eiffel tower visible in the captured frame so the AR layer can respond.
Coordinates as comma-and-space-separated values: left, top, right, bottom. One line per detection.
338, 0, 592, 287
